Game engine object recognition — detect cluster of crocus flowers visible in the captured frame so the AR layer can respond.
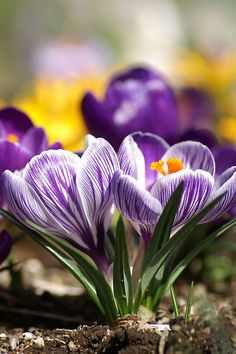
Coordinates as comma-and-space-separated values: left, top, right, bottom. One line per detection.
0, 106, 61, 264
2, 132, 236, 271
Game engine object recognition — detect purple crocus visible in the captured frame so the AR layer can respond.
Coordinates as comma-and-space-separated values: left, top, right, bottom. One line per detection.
81, 67, 179, 150
2, 138, 119, 273
0, 107, 61, 208
177, 87, 214, 133
112, 132, 236, 245
0, 231, 11, 264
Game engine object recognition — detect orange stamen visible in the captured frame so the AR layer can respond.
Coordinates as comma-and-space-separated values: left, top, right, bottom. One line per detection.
150, 157, 184, 176
166, 157, 184, 174
7, 134, 19, 143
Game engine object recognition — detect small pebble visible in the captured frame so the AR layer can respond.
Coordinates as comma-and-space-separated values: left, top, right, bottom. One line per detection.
68, 340, 77, 352
22, 332, 34, 341
10, 337, 17, 351
34, 336, 45, 348
0, 333, 6, 340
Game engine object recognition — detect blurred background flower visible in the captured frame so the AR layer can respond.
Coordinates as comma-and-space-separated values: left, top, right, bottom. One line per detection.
13, 76, 106, 151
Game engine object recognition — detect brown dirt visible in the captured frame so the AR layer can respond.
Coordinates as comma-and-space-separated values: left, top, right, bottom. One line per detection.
0, 287, 235, 353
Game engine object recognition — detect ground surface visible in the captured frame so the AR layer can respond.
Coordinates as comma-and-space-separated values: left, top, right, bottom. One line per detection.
0, 238, 235, 353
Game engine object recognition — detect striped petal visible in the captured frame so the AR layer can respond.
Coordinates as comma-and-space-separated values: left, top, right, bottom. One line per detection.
151, 169, 214, 228
112, 170, 162, 243
131, 132, 169, 190
202, 166, 236, 222
118, 135, 145, 187
22, 149, 95, 250
2, 171, 73, 242
162, 141, 215, 176
76, 138, 119, 241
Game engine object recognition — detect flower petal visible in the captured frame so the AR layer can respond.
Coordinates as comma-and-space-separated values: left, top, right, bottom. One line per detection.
0, 107, 33, 138
21, 127, 49, 156
112, 170, 162, 241
151, 169, 214, 228
202, 167, 236, 222
76, 138, 119, 242
81, 92, 123, 149
2, 171, 64, 236
118, 135, 145, 187
0, 140, 31, 175
22, 150, 94, 250
212, 145, 236, 176
162, 141, 215, 176
131, 132, 169, 190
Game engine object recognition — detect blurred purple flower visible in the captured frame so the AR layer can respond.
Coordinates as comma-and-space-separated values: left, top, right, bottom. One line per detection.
0, 107, 61, 208
177, 87, 214, 133
0, 230, 11, 264
112, 132, 236, 245
81, 66, 179, 150
2, 138, 119, 273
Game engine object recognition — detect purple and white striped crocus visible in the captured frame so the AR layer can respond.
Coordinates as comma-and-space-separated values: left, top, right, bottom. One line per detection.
112, 132, 236, 245
2, 138, 119, 273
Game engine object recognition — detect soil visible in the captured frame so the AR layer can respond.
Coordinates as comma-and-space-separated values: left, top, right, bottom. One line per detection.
0, 287, 235, 354
0, 240, 235, 353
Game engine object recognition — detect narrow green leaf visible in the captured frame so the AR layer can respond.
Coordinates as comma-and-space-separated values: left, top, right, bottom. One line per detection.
143, 182, 184, 271
29, 223, 119, 323
170, 285, 180, 318
113, 217, 133, 315
0, 209, 119, 323
184, 281, 194, 321
163, 217, 236, 293
137, 193, 224, 305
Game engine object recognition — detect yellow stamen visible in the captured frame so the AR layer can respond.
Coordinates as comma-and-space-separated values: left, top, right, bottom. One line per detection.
7, 134, 19, 143
150, 160, 167, 176
150, 157, 184, 176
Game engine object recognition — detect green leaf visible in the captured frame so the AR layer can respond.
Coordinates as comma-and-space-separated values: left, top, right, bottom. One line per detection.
135, 193, 224, 309
184, 281, 194, 321
143, 182, 184, 271
0, 209, 119, 323
113, 217, 133, 316
29, 223, 119, 324
163, 217, 236, 293
170, 285, 180, 318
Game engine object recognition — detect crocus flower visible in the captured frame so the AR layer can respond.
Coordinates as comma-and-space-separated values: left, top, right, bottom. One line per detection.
0, 231, 11, 264
112, 132, 236, 245
0, 107, 61, 208
177, 87, 214, 133
213, 145, 236, 217
2, 138, 119, 273
81, 66, 179, 150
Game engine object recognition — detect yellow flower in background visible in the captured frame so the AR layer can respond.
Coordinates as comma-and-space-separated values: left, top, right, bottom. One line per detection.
174, 49, 236, 144
174, 50, 236, 97
217, 117, 236, 142
13, 76, 107, 151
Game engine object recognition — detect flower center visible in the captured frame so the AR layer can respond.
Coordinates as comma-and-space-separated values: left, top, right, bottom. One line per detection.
150, 157, 184, 176
7, 134, 19, 143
